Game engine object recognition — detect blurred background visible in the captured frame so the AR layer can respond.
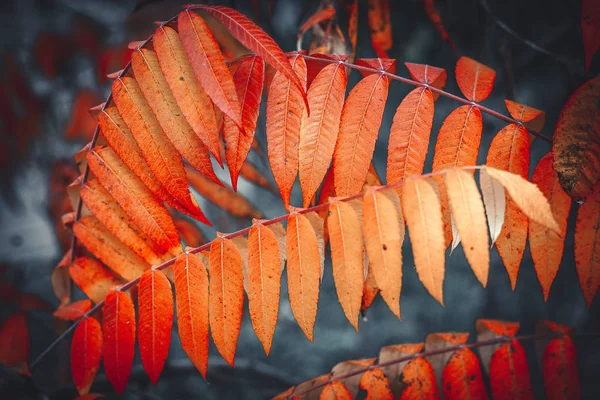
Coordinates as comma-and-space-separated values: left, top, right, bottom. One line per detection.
0, 0, 598, 398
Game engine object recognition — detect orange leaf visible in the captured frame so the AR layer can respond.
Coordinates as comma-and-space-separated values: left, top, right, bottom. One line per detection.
73, 216, 150, 281
362, 188, 404, 318
454, 57, 496, 102
131, 47, 221, 185
541, 323, 580, 400
71, 316, 103, 395
66, 90, 103, 141
191, 5, 307, 109
247, 222, 282, 355
299, 63, 347, 207
174, 218, 207, 248
356, 58, 397, 75
54, 299, 91, 321
81, 179, 169, 265
239, 160, 277, 194
575, 185, 600, 308
552, 73, 600, 201
69, 257, 122, 304
387, 87, 435, 198
0, 313, 29, 367
328, 199, 365, 330
153, 25, 222, 164
103, 289, 135, 395
444, 168, 490, 286
334, 73, 389, 197
399, 357, 440, 400
432, 105, 482, 247
298, 7, 336, 36
486, 124, 530, 288
582, 0, 600, 72
320, 381, 353, 400
87, 146, 181, 254
111, 76, 208, 224
367, 0, 392, 53
224, 55, 264, 189
286, 211, 321, 342
266, 54, 307, 209
186, 166, 263, 219
360, 367, 394, 400
402, 178, 445, 304
361, 263, 379, 313
209, 235, 244, 366
138, 269, 173, 384
405, 62, 447, 101
177, 10, 241, 126
504, 100, 545, 133
479, 168, 506, 246
174, 253, 209, 378
442, 348, 488, 400
530, 154, 572, 301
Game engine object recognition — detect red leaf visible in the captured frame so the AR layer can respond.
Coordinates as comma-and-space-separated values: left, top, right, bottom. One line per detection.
71, 316, 103, 395
356, 58, 396, 75
138, 269, 173, 385
298, 8, 336, 36
103, 289, 135, 395
489, 340, 533, 400
54, 300, 92, 321
541, 322, 581, 400
367, 0, 393, 54
0, 313, 29, 367
224, 55, 265, 190
174, 253, 209, 378
69, 257, 122, 304
360, 367, 394, 400
442, 348, 488, 400
455, 57, 496, 102
423, 0, 455, 49
575, 185, 600, 308
582, 0, 600, 72
190, 5, 308, 110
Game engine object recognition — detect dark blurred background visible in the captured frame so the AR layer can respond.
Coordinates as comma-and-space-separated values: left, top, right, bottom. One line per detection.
0, 0, 599, 399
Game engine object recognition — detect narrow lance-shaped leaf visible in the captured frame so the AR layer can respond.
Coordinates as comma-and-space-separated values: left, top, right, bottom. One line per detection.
575, 185, 600, 308
177, 10, 241, 126
71, 316, 103, 395
479, 168, 506, 246
153, 25, 222, 164
334, 73, 388, 197
328, 199, 365, 330
103, 289, 135, 395
224, 55, 265, 190
266, 54, 307, 209
402, 177, 445, 304
300, 62, 347, 207
174, 252, 209, 378
530, 154, 572, 301
138, 269, 173, 385
209, 235, 244, 366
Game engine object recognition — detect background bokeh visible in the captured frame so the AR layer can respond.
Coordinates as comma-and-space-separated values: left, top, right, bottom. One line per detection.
0, 0, 598, 399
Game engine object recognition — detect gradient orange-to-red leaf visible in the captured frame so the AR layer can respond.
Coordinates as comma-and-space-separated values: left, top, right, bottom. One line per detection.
239, 161, 277, 194
367, 0, 392, 53
455, 57, 496, 102
320, 381, 353, 400
575, 185, 600, 308
530, 154, 572, 300
286, 211, 321, 342
71, 316, 103, 395
209, 235, 244, 366
299, 62, 347, 207
402, 178, 445, 304
186, 166, 263, 219
175, 219, 207, 248
582, 0, 600, 72
111, 76, 209, 224
224, 55, 264, 189
386, 87, 435, 198
131, 47, 221, 185
504, 100, 545, 133
247, 222, 282, 354
177, 10, 241, 126
81, 179, 168, 265
189, 5, 307, 108
0, 313, 29, 368
432, 104, 482, 247
54, 299, 92, 321
103, 289, 135, 395
298, 7, 335, 36
98, 107, 202, 220
69, 257, 122, 304
174, 252, 209, 378
362, 188, 404, 318
405, 62, 447, 100
423, 0, 455, 49
73, 216, 150, 281
138, 269, 173, 385
399, 357, 440, 400
552, 73, 600, 201
360, 367, 394, 400
486, 124, 530, 288
442, 348, 488, 400
444, 168, 490, 286
266, 54, 307, 209
153, 25, 222, 164
328, 199, 364, 330
87, 146, 181, 254
356, 58, 397, 75
334, 73, 388, 197
541, 326, 581, 400
489, 339, 533, 400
